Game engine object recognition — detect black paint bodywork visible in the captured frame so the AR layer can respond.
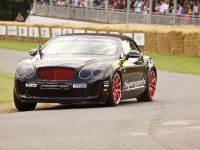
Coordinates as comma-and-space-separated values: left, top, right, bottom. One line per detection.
14, 34, 157, 104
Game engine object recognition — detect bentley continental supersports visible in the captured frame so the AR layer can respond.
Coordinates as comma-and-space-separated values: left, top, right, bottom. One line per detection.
14, 34, 157, 111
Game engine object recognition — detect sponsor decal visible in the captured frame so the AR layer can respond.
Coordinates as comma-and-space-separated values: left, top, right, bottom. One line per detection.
51, 28, 62, 38
73, 84, 87, 89
25, 83, 37, 88
41, 83, 68, 89
19, 26, 28, 37
124, 79, 146, 90
29, 27, 39, 37
7, 26, 17, 36
41, 27, 50, 38
134, 33, 145, 46
0, 26, 6, 35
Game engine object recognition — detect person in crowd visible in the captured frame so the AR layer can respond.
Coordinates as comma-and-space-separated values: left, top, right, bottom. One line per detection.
177, 3, 185, 15
143, 1, 149, 14
130, 0, 135, 10
154, 1, 161, 14
169, 4, 176, 14
135, 0, 144, 12
53, 0, 57, 4
159, 0, 169, 14
80, 0, 85, 7
112, 0, 118, 9
73, 0, 80, 6
183, 4, 193, 24
116, 0, 126, 9
187, 4, 193, 15
15, 13, 24, 22
193, 1, 199, 15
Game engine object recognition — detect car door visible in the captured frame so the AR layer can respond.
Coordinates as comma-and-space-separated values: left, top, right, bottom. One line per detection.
120, 40, 145, 92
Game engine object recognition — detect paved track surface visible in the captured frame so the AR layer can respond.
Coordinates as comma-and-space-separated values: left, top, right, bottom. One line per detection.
0, 48, 29, 73
0, 49, 200, 150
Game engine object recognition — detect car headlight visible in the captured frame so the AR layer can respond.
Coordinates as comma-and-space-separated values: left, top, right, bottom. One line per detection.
92, 68, 103, 79
79, 67, 104, 80
16, 60, 34, 79
79, 68, 91, 80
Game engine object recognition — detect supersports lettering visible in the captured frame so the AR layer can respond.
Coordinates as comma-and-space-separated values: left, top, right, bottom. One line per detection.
124, 79, 146, 90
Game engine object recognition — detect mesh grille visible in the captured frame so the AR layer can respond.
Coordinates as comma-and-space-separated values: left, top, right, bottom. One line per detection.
38, 67, 75, 81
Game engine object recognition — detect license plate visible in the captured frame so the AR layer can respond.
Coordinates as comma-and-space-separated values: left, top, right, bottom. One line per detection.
41, 83, 68, 90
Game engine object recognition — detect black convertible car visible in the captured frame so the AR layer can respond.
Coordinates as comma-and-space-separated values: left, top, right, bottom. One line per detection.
14, 34, 157, 111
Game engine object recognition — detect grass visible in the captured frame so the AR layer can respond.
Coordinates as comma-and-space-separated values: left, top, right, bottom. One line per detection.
0, 40, 199, 74
145, 52, 200, 75
0, 71, 14, 105
0, 40, 39, 51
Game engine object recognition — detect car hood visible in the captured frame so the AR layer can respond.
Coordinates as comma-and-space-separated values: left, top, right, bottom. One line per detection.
32, 54, 116, 70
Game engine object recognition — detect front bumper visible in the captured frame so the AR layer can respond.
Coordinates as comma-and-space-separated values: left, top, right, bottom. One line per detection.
15, 79, 110, 103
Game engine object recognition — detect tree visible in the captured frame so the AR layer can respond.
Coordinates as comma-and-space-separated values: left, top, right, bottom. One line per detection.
0, 0, 33, 21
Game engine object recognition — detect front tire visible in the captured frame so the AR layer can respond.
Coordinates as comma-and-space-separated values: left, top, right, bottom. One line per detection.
14, 92, 37, 111
137, 69, 157, 102
106, 72, 122, 106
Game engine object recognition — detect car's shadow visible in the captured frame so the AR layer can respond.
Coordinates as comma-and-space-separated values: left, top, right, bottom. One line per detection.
35, 99, 141, 111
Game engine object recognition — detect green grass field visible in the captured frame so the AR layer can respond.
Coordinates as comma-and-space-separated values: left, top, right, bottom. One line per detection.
0, 40, 199, 74
0, 40, 39, 51
145, 52, 200, 75
0, 71, 14, 105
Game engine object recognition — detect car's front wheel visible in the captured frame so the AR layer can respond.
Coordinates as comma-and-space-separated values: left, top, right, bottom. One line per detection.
137, 69, 157, 102
106, 72, 122, 106
14, 92, 37, 111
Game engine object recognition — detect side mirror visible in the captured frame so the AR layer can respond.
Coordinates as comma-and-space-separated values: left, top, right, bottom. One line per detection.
38, 44, 42, 51
29, 44, 43, 56
125, 50, 141, 60
29, 48, 38, 56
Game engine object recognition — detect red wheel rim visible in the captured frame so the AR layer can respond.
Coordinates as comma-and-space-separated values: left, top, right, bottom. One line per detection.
112, 74, 122, 104
149, 71, 157, 98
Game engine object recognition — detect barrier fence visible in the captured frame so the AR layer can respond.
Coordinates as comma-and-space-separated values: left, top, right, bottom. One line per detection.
33, 3, 200, 25
0, 22, 200, 56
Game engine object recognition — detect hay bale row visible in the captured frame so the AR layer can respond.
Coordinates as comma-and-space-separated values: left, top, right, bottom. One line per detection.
0, 21, 200, 56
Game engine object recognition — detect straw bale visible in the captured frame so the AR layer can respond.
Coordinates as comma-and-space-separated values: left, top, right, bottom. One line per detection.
0, 21, 200, 56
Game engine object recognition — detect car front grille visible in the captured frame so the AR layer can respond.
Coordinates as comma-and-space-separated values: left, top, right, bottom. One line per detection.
38, 67, 75, 81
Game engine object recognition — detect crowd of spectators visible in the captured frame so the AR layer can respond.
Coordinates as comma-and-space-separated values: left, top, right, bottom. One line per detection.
111, 0, 200, 16
153, 0, 200, 16
36, 0, 200, 16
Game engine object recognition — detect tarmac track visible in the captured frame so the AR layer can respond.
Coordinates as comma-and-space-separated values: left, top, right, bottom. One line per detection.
0, 48, 200, 150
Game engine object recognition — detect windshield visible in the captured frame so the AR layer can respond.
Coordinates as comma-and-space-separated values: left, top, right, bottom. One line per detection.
42, 37, 119, 56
